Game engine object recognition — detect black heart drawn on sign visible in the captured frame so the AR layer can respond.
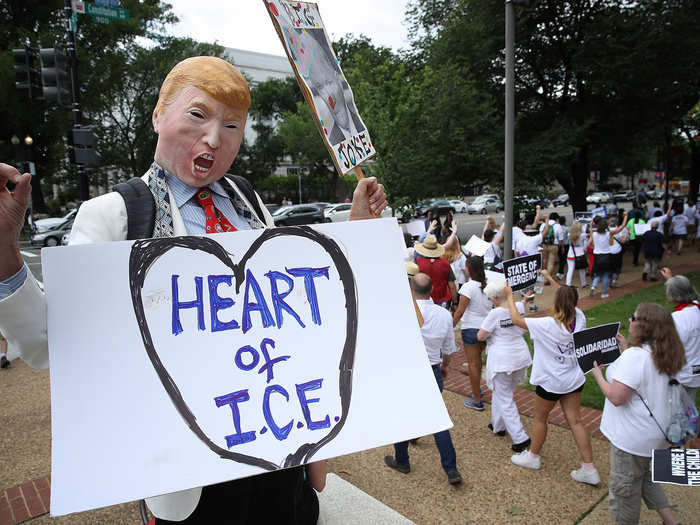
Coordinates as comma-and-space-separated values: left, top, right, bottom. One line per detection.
128, 226, 357, 471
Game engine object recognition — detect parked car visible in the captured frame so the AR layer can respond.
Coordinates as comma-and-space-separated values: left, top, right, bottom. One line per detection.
449, 199, 468, 213
310, 202, 332, 210
586, 192, 610, 204
647, 188, 664, 200
552, 194, 569, 207
613, 190, 636, 203
31, 218, 75, 247
271, 204, 324, 226
324, 202, 353, 222
428, 199, 456, 216
324, 202, 393, 222
32, 208, 78, 233
413, 200, 434, 217
467, 194, 502, 214
526, 196, 551, 208
265, 203, 282, 215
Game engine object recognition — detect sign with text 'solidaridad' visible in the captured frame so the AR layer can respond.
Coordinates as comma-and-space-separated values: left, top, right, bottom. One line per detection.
42, 219, 451, 516
652, 448, 700, 486
264, 1, 376, 175
502, 253, 541, 292
573, 323, 621, 374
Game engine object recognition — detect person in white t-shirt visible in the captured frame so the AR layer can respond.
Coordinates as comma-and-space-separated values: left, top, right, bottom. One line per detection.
661, 268, 700, 399
453, 256, 493, 411
566, 221, 588, 288
591, 303, 684, 525
504, 273, 601, 485
608, 216, 628, 288
669, 210, 689, 255
478, 280, 532, 453
586, 213, 627, 299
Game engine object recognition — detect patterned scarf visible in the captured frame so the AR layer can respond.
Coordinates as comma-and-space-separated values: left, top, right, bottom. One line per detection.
146, 163, 264, 237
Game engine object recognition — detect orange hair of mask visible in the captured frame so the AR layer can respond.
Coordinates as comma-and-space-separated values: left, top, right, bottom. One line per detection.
154, 56, 251, 119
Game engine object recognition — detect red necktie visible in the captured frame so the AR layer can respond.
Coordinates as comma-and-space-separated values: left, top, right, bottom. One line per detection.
195, 188, 236, 234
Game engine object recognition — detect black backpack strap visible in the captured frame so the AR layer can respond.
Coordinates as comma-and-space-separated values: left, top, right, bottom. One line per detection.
113, 177, 155, 240
224, 174, 267, 226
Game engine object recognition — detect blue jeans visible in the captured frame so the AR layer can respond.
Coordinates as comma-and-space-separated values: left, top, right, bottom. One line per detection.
592, 271, 611, 294
394, 365, 457, 473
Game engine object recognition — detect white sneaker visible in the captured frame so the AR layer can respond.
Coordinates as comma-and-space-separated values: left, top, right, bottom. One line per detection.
571, 466, 600, 485
511, 450, 541, 470
600, 293, 610, 299
589, 287, 596, 297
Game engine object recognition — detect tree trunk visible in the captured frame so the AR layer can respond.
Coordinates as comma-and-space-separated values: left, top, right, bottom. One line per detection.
559, 145, 589, 213
683, 128, 699, 203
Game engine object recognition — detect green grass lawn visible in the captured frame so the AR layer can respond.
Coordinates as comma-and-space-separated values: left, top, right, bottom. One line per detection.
520, 270, 700, 411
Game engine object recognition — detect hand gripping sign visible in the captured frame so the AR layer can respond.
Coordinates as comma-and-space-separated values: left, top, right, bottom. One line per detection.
43, 219, 452, 516
264, 1, 376, 176
572, 323, 621, 374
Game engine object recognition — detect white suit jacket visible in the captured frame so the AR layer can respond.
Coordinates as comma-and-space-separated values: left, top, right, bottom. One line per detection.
0, 173, 274, 521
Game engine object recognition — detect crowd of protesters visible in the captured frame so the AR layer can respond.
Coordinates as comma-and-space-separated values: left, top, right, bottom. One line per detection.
400, 196, 699, 525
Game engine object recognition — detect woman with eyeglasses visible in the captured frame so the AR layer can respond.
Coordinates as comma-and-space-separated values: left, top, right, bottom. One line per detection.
591, 303, 685, 525
503, 271, 600, 485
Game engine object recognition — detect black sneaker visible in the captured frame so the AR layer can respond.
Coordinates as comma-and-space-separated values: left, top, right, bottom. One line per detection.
384, 455, 410, 474
0, 355, 9, 369
447, 470, 462, 485
642, 272, 648, 281
488, 423, 506, 437
511, 438, 531, 453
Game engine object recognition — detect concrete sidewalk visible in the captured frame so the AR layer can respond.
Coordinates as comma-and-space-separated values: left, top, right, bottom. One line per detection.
2, 246, 700, 524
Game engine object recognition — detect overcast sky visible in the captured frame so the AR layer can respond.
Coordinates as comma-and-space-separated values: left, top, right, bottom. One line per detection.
164, 1, 412, 56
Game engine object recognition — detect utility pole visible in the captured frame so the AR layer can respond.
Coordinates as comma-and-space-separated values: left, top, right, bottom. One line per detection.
504, 0, 530, 260
504, 0, 516, 260
64, 0, 89, 201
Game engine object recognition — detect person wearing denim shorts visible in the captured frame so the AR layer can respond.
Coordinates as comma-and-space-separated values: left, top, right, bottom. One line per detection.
452, 256, 492, 411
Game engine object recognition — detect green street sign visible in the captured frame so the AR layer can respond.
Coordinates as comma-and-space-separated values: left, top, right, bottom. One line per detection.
91, 15, 111, 25
84, 3, 130, 21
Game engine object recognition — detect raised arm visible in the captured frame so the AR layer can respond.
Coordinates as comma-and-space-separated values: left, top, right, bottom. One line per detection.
493, 220, 506, 245
529, 205, 542, 229
0, 163, 31, 280
540, 269, 560, 290
349, 177, 387, 221
504, 285, 528, 330
611, 211, 629, 235
443, 221, 459, 252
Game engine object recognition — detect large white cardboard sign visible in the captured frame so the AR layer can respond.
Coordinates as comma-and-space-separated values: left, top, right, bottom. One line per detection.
42, 219, 452, 516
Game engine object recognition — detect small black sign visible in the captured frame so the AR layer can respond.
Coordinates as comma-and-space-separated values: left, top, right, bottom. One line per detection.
652, 448, 700, 486
502, 253, 541, 292
573, 323, 621, 374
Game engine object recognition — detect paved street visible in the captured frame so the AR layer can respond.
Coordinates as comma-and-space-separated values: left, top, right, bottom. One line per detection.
18, 241, 42, 282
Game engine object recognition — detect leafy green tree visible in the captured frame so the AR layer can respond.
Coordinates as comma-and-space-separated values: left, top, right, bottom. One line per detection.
1, 0, 175, 210
406, 0, 700, 211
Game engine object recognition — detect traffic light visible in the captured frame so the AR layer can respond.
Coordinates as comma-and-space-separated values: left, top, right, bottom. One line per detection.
13, 47, 41, 98
40, 46, 72, 107
71, 125, 100, 167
